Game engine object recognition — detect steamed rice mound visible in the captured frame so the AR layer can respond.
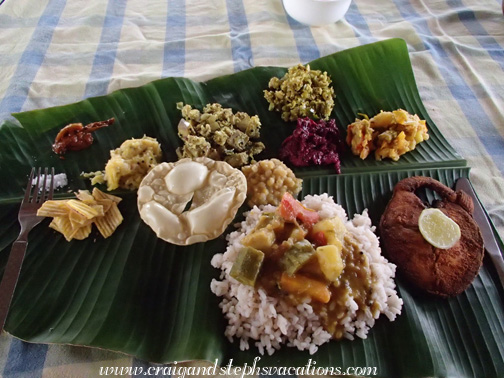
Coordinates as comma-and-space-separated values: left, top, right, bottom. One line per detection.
210, 193, 403, 355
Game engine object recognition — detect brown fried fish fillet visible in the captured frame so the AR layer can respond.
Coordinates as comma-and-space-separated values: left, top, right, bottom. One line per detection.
379, 176, 484, 297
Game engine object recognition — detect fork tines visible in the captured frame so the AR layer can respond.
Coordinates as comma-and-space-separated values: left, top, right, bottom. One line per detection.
27, 167, 55, 203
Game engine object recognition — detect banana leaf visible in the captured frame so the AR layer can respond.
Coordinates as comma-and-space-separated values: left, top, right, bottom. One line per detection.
0, 38, 503, 377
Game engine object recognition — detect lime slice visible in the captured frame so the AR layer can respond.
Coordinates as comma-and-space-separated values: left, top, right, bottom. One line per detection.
418, 208, 461, 249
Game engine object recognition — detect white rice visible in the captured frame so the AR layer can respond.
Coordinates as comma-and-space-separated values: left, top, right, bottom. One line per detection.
210, 193, 403, 355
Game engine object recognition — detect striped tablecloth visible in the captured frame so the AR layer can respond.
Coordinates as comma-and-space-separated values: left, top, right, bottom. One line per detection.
0, 0, 503, 376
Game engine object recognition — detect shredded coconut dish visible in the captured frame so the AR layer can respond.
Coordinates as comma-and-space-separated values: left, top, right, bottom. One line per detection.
211, 192, 403, 355
264, 64, 335, 122
176, 103, 265, 168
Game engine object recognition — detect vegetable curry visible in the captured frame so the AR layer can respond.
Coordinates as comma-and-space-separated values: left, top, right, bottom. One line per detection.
230, 192, 380, 339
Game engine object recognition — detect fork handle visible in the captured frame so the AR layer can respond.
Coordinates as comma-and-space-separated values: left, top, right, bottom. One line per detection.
0, 241, 28, 331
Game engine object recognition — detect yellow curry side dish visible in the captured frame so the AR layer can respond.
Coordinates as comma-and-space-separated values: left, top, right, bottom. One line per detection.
346, 109, 429, 161
87, 136, 162, 191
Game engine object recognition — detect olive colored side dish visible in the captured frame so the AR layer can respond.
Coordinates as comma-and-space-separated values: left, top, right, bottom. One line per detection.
264, 64, 335, 122
177, 103, 265, 168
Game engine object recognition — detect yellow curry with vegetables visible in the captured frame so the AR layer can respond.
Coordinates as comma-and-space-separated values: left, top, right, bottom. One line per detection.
230, 193, 379, 338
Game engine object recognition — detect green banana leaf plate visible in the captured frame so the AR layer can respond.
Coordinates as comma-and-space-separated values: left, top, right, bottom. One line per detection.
0, 38, 503, 377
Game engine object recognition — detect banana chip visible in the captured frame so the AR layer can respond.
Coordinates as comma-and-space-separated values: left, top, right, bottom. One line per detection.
75, 190, 95, 202
66, 199, 100, 219
91, 187, 122, 203
71, 223, 93, 240
94, 202, 122, 238
36, 200, 70, 217
38, 188, 123, 241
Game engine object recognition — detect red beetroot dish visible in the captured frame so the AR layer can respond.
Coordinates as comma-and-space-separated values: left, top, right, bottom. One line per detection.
279, 117, 343, 173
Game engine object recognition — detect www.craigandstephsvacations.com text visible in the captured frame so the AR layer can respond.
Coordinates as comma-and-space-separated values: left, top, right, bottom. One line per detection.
99, 358, 378, 376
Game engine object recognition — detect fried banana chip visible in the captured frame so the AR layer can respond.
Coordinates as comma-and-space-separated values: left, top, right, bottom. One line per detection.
92, 187, 122, 203
66, 199, 100, 219
75, 190, 95, 202
94, 203, 123, 238
37, 188, 123, 241
37, 200, 70, 217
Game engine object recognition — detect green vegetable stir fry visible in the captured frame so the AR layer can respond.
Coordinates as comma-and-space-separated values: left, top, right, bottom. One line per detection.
264, 64, 335, 122
176, 103, 265, 167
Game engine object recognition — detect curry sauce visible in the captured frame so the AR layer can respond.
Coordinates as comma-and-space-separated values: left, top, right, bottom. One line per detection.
231, 192, 379, 339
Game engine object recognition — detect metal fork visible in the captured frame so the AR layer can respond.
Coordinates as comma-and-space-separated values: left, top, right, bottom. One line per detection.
0, 167, 54, 331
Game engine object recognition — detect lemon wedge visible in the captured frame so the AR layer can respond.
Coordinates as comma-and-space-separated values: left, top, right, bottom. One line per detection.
418, 208, 461, 249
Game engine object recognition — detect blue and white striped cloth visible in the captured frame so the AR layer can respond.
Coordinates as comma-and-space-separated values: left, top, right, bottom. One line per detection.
1, 0, 503, 376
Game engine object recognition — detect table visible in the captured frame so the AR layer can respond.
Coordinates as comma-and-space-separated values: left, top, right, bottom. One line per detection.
0, 0, 503, 376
